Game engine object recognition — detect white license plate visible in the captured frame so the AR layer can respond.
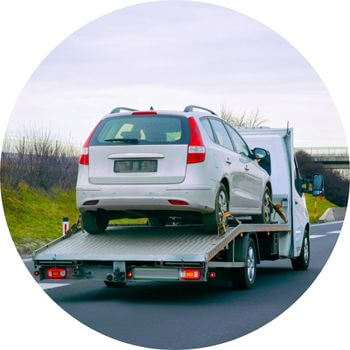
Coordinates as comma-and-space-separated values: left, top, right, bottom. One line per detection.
114, 160, 157, 173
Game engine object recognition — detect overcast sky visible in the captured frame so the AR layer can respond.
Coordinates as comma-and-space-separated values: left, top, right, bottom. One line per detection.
6, 0, 346, 147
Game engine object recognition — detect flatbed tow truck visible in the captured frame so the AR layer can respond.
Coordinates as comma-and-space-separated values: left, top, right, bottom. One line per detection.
32, 128, 323, 289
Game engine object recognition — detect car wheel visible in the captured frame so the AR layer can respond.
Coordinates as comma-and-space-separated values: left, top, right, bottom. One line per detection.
203, 184, 229, 234
252, 187, 272, 224
148, 216, 168, 227
231, 237, 257, 289
291, 230, 310, 270
81, 211, 109, 234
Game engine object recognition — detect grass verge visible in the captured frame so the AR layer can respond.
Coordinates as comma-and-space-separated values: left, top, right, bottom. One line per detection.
305, 193, 338, 223
1, 182, 79, 255
1, 182, 146, 255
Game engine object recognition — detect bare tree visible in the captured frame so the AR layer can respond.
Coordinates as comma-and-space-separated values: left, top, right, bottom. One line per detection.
1, 129, 79, 191
220, 105, 267, 128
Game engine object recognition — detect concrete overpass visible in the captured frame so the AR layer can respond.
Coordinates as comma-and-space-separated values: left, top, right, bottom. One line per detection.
295, 147, 349, 176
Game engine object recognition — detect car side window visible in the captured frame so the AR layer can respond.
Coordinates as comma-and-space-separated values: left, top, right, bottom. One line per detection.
200, 118, 215, 142
225, 125, 250, 157
209, 119, 234, 151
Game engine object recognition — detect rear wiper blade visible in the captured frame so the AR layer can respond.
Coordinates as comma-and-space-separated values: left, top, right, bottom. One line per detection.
104, 138, 139, 144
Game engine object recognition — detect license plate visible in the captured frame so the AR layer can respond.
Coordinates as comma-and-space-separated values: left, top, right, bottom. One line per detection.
114, 159, 157, 173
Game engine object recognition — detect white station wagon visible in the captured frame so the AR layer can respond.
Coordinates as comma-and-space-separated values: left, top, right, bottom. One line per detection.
77, 106, 272, 234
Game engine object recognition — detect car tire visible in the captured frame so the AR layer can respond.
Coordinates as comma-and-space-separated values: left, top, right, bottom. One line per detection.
203, 184, 229, 234
81, 211, 109, 234
231, 237, 257, 289
291, 230, 310, 271
148, 216, 168, 227
252, 187, 272, 224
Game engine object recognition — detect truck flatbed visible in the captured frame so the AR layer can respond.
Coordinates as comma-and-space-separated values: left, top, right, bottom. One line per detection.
33, 223, 289, 264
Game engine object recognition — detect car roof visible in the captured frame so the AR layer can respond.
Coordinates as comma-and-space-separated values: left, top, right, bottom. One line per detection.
102, 109, 223, 120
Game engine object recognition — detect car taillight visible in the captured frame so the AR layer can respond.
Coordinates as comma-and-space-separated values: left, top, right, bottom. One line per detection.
79, 121, 101, 165
46, 267, 67, 279
180, 269, 201, 280
187, 116, 205, 164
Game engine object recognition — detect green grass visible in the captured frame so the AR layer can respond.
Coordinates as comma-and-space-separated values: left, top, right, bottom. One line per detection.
1, 182, 79, 255
305, 193, 338, 223
1, 182, 146, 255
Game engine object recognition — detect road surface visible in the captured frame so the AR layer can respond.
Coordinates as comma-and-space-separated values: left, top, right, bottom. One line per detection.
24, 221, 342, 349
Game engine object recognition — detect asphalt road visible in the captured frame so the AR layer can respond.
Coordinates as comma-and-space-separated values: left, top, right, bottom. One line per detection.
24, 221, 342, 349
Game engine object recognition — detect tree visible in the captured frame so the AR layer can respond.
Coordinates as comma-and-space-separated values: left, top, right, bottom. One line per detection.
220, 105, 267, 128
295, 150, 349, 207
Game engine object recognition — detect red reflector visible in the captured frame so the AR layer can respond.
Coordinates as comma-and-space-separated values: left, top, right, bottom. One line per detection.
127, 271, 133, 278
168, 199, 189, 205
187, 117, 205, 164
34, 270, 40, 277
180, 269, 201, 280
46, 268, 67, 279
209, 271, 216, 279
132, 111, 157, 115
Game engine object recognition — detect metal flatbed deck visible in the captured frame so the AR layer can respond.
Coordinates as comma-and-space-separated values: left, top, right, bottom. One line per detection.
33, 223, 289, 263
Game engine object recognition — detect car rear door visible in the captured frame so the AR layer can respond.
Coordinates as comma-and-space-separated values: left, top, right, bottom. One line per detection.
88, 113, 189, 184
225, 124, 262, 209
208, 118, 248, 212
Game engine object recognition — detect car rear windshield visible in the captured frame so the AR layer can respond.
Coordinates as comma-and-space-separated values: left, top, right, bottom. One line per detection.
90, 114, 189, 146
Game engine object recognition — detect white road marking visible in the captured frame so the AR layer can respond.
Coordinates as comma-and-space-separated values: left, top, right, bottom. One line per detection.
40, 283, 70, 290
310, 234, 326, 239
23, 258, 32, 262
311, 221, 343, 227
327, 230, 341, 234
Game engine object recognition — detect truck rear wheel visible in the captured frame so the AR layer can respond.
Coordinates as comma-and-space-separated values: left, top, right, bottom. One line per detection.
231, 237, 257, 289
291, 231, 310, 270
203, 184, 229, 234
81, 211, 109, 234
104, 281, 126, 288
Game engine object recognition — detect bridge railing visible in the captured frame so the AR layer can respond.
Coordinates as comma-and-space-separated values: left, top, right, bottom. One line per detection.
295, 147, 348, 157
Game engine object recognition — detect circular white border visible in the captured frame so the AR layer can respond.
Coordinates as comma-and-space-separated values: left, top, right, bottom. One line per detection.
0, 1, 349, 349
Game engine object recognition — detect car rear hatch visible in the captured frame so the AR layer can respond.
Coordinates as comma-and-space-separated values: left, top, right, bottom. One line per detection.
88, 113, 189, 184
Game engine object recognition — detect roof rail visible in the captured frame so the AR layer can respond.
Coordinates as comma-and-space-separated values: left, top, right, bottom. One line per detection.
184, 105, 217, 115
110, 107, 138, 113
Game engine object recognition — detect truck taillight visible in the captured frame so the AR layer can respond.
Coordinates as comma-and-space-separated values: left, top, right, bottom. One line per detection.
79, 121, 101, 165
46, 268, 67, 279
187, 117, 205, 164
180, 268, 201, 280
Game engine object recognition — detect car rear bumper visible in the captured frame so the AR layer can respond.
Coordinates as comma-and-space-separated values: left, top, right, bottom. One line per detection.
77, 184, 215, 213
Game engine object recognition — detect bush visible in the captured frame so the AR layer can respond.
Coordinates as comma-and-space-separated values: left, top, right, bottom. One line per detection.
1, 130, 79, 191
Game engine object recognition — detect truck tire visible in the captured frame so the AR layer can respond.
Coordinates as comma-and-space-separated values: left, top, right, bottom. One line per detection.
148, 216, 168, 227
81, 211, 109, 234
231, 237, 257, 289
104, 281, 126, 288
203, 184, 229, 234
252, 187, 272, 224
291, 230, 310, 270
